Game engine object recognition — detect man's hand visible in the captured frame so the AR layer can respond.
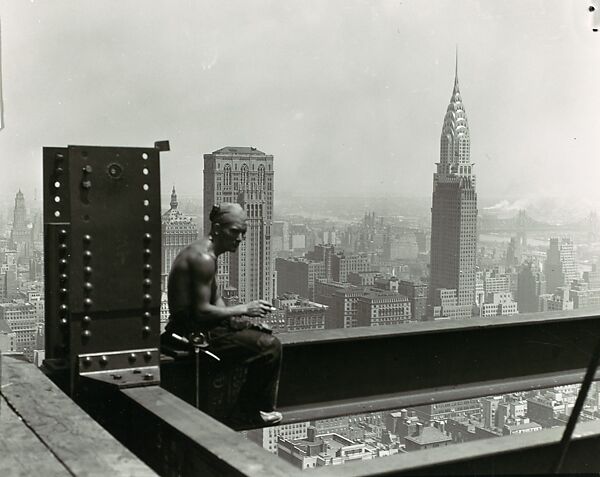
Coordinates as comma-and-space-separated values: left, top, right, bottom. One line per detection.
245, 300, 275, 317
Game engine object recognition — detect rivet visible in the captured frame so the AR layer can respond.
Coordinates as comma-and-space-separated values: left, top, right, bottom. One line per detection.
143, 249, 152, 258
83, 250, 92, 260
82, 330, 91, 339
143, 326, 151, 334
82, 315, 91, 324
100, 355, 108, 365
84, 266, 93, 275
143, 264, 152, 273
83, 234, 92, 244
143, 278, 152, 288
59, 273, 68, 282
59, 258, 68, 268
56, 166, 64, 174
60, 318, 68, 325
83, 356, 92, 366
143, 233, 152, 243
58, 243, 68, 253
83, 298, 93, 308
143, 311, 151, 320
82, 165, 93, 174
59, 288, 68, 296
129, 353, 137, 362
132, 369, 141, 374
143, 294, 152, 304
59, 304, 68, 314
144, 351, 153, 361
143, 373, 154, 381
112, 374, 122, 380
59, 229, 68, 238
84, 282, 93, 291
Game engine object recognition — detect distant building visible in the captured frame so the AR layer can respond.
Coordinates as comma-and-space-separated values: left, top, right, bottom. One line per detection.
403, 422, 453, 452
413, 399, 481, 424
203, 146, 274, 302
545, 238, 578, 293
314, 281, 363, 329
584, 264, 600, 289
10, 190, 33, 260
398, 280, 428, 321
569, 280, 600, 309
347, 271, 379, 287
0, 318, 16, 352
356, 289, 411, 326
278, 426, 373, 469
478, 292, 518, 318
247, 422, 309, 454
502, 418, 542, 436
330, 252, 370, 283
429, 61, 477, 320
0, 301, 37, 353
539, 287, 574, 311
161, 187, 199, 289
272, 294, 328, 332
428, 288, 472, 320
517, 261, 547, 313
275, 257, 325, 300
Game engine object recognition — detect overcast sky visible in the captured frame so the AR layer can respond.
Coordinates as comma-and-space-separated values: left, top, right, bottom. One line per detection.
0, 0, 598, 210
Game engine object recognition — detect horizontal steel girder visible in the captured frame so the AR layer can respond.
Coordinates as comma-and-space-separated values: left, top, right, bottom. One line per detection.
276, 309, 600, 420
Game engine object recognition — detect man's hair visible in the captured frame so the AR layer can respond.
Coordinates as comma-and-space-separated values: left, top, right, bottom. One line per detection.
209, 203, 245, 226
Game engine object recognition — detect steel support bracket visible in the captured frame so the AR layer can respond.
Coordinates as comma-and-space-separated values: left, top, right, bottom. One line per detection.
79, 348, 160, 388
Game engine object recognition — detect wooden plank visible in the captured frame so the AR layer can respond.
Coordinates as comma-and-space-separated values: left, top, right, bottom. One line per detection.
1, 356, 157, 477
122, 386, 302, 477
0, 396, 68, 476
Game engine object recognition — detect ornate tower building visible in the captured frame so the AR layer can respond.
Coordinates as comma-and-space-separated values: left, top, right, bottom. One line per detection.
161, 186, 199, 288
10, 190, 32, 259
429, 58, 478, 319
203, 147, 274, 303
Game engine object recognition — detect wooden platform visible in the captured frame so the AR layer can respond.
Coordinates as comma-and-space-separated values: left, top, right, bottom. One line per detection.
0, 354, 157, 476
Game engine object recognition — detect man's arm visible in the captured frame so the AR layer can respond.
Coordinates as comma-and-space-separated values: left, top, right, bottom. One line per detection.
190, 253, 272, 327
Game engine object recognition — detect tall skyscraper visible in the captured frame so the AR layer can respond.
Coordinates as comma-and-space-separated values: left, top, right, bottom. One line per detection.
203, 147, 274, 302
429, 58, 478, 320
10, 190, 32, 259
161, 186, 199, 288
545, 237, 578, 294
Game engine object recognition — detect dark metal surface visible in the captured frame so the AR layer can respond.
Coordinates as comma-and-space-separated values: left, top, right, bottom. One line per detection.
120, 386, 301, 477
276, 309, 600, 414
43, 144, 164, 395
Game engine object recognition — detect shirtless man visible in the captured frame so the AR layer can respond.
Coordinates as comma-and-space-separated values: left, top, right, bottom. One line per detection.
164, 202, 282, 425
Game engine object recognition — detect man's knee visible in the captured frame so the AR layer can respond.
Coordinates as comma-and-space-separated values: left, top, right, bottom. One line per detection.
257, 333, 282, 359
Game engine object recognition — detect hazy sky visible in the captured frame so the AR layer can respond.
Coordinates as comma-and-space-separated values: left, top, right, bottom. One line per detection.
0, 0, 598, 209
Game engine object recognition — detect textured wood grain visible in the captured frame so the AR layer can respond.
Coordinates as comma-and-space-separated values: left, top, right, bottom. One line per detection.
0, 395, 68, 476
1, 356, 157, 477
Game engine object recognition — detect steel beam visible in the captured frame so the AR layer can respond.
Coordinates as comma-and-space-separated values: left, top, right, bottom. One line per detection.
276, 309, 600, 419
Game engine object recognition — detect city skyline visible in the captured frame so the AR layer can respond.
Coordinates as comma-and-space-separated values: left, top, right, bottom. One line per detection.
0, 1, 599, 209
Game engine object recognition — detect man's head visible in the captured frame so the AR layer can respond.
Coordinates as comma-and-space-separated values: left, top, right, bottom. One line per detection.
209, 203, 247, 253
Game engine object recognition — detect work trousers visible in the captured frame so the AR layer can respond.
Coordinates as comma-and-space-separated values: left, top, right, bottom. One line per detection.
207, 325, 282, 413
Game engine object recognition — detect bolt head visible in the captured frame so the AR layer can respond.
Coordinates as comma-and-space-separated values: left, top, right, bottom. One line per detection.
83, 282, 93, 291
143, 326, 151, 334
100, 355, 108, 365
59, 229, 68, 238
81, 330, 91, 339
59, 273, 68, 282
144, 351, 153, 361
83, 298, 93, 308
83, 234, 92, 244
143, 264, 152, 273
129, 353, 137, 362
83, 356, 92, 366
143, 311, 151, 320
143, 294, 152, 304
82, 315, 91, 324
83, 250, 92, 259
143, 233, 152, 242
60, 318, 68, 325
84, 266, 93, 275
143, 278, 152, 288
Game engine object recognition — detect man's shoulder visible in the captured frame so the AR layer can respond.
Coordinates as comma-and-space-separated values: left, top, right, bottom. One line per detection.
173, 239, 216, 272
